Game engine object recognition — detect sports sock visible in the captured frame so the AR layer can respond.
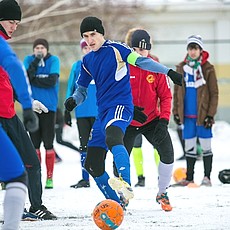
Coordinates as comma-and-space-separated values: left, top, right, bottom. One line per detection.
154, 148, 160, 167
94, 172, 120, 203
203, 153, 213, 179
158, 161, 173, 194
45, 149, 55, 179
186, 156, 196, 181
112, 145, 131, 185
132, 147, 143, 176
3, 182, 27, 230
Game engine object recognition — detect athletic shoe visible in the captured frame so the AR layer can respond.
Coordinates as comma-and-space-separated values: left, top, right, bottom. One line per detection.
70, 179, 90, 188
55, 154, 62, 163
22, 208, 40, 221
108, 177, 134, 200
45, 178, 53, 189
135, 176, 145, 187
29, 205, 57, 220
200, 176, 212, 187
171, 179, 194, 187
156, 192, 172, 211
119, 191, 129, 211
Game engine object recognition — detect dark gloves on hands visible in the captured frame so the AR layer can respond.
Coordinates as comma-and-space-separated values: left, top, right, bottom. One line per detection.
64, 110, 72, 127
35, 52, 44, 59
23, 109, 39, 133
64, 97, 77, 112
173, 114, 181, 125
153, 119, 169, 146
133, 106, 148, 124
167, 69, 182, 86
204, 115, 214, 128
27, 55, 43, 80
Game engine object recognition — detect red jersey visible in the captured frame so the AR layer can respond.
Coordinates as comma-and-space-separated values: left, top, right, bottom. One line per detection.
129, 55, 172, 127
0, 66, 15, 118
0, 30, 15, 118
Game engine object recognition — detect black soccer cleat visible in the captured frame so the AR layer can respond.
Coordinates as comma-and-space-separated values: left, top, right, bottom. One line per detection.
29, 205, 57, 220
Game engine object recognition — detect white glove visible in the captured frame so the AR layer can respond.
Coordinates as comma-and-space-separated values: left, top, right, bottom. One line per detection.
32, 100, 48, 114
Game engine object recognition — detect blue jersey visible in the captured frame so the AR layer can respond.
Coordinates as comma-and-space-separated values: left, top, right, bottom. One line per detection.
183, 66, 197, 117
24, 54, 60, 112
0, 36, 32, 112
66, 60, 98, 118
77, 40, 134, 115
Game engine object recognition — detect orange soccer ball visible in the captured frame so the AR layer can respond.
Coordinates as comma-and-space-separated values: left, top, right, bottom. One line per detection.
92, 199, 124, 230
173, 167, 187, 182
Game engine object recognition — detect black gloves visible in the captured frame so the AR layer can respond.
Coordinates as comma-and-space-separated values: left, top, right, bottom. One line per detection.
64, 110, 72, 127
204, 116, 214, 128
167, 69, 182, 86
173, 114, 181, 125
35, 52, 44, 60
23, 109, 39, 132
153, 119, 169, 146
64, 97, 77, 112
133, 106, 147, 124
27, 55, 42, 80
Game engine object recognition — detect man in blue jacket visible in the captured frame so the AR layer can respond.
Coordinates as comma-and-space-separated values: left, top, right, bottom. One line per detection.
65, 16, 182, 209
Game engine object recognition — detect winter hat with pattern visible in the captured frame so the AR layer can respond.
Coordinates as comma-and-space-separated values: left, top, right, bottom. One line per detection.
0, 0, 22, 21
187, 35, 204, 50
80, 16, 104, 37
131, 29, 152, 50
33, 38, 49, 51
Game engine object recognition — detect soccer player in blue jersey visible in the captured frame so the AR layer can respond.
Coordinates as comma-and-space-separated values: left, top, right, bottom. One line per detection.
64, 16, 182, 208
24, 38, 60, 189
0, 124, 27, 230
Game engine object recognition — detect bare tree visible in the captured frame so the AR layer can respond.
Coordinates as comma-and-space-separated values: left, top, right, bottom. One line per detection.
11, 0, 143, 43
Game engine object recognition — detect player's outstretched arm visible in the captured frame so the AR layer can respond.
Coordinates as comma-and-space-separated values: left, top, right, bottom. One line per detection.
127, 52, 182, 86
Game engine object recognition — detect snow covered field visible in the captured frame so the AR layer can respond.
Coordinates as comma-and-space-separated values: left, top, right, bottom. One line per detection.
1, 121, 230, 230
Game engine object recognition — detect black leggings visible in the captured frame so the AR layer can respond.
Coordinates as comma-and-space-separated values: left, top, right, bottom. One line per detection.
0, 115, 42, 208
29, 111, 56, 150
124, 119, 174, 164
77, 117, 96, 152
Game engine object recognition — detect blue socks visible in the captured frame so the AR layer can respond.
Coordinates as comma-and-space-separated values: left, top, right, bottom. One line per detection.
112, 145, 131, 185
94, 172, 120, 203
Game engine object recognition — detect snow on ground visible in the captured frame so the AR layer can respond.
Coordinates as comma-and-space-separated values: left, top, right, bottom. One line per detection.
1, 121, 230, 229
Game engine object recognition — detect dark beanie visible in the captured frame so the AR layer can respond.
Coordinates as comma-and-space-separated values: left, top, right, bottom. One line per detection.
131, 29, 151, 50
0, 0, 22, 21
80, 16, 104, 37
33, 38, 49, 51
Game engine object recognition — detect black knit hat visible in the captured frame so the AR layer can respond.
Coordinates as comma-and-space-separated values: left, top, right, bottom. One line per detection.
131, 29, 151, 50
80, 16, 104, 37
33, 38, 49, 51
0, 0, 22, 21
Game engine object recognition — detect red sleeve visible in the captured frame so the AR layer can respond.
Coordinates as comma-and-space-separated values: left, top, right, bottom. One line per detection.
156, 73, 172, 121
